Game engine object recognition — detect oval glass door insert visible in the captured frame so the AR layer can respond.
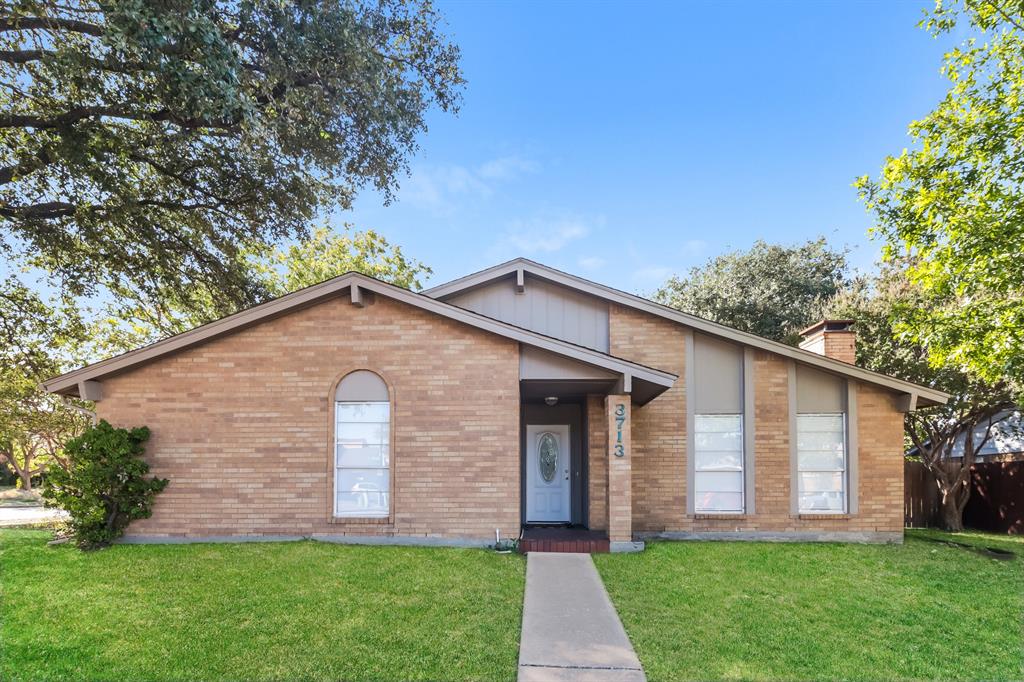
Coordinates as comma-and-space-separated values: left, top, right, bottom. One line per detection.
538, 432, 558, 483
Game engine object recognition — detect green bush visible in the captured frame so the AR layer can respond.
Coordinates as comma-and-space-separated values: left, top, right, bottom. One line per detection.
42, 420, 167, 549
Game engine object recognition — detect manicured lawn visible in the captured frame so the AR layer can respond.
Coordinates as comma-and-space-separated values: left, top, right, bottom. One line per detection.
0, 530, 525, 681
594, 531, 1023, 681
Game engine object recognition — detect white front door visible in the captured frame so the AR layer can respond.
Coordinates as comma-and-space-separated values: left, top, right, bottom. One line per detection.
526, 424, 571, 523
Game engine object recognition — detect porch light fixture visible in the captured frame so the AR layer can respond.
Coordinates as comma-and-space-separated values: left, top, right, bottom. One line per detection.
544, 396, 558, 406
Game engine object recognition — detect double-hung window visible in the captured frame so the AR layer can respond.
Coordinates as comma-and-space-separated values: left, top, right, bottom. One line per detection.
691, 334, 747, 514
796, 413, 846, 513
334, 371, 390, 518
694, 414, 744, 512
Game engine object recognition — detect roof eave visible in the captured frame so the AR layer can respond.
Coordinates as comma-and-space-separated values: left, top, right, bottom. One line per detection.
43, 271, 677, 398
424, 258, 950, 406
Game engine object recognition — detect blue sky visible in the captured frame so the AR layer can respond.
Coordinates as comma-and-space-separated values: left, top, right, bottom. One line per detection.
341, 0, 956, 294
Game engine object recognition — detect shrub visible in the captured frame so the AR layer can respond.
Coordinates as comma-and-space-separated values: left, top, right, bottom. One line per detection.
42, 420, 167, 549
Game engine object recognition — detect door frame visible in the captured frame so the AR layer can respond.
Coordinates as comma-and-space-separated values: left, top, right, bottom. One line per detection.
520, 402, 587, 526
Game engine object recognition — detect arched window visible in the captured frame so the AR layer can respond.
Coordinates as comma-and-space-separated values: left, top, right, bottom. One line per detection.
334, 371, 390, 518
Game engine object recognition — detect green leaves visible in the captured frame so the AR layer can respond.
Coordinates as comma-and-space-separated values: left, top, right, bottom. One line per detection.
267, 225, 433, 295
0, 0, 462, 328
42, 420, 167, 549
654, 238, 850, 345
860, 0, 1024, 389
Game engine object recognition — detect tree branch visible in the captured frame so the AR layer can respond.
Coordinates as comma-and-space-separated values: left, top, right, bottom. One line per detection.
0, 200, 75, 219
0, 15, 104, 37
0, 105, 242, 131
0, 147, 54, 185
980, 0, 1024, 33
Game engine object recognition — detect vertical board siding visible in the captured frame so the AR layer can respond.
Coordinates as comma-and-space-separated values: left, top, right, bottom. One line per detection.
444, 275, 610, 352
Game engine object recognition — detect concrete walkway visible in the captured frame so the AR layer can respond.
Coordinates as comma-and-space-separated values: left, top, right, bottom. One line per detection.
517, 552, 645, 681
0, 506, 67, 527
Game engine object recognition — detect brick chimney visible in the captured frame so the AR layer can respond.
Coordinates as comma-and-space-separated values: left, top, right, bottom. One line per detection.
798, 319, 856, 365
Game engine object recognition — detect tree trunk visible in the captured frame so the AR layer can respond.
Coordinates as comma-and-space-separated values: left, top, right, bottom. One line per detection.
940, 492, 964, 531
17, 468, 32, 491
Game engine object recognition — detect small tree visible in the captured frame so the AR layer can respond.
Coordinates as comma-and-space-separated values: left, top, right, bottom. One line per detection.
0, 281, 92, 489
825, 266, 1017, 531
43, 421, 167, 549
86, 225, 433, 356
858, 0, 1024, 389
907, 404, 1009, 531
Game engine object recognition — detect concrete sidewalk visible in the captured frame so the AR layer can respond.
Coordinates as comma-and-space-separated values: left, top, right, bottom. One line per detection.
517, 552, 645, 681
0, 506, 67, 527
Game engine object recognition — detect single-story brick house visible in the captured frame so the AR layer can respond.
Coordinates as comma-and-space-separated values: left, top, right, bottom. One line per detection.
44, 259, 948, 550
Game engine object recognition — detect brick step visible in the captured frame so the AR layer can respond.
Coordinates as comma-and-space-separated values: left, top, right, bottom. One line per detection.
519, 527, 610, 554
520, 538, 610, 553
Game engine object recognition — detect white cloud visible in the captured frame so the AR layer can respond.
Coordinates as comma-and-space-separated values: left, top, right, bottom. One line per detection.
498, 217, 589, 255
398, 154, 538, 215
477, 155, 539, 181
578, 256, 606, 270
400, 165, 490, 213
632, 265, 672, 285
491, 213, 600, 258
681, 239, 708, 257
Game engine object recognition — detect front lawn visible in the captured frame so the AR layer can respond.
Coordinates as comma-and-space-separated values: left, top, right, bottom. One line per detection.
594, 531, 1023, 681
0, 530, 524, 681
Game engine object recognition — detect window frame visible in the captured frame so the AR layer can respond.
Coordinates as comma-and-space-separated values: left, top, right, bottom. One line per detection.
693, 413, 745, 514
796, 412, 848, 514
331, 371, 392, 520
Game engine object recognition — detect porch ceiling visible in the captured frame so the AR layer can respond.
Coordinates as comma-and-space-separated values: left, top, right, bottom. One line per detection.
520, 377, 667, 406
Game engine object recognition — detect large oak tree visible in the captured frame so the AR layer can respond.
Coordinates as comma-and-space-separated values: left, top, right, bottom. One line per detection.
0, 0, 461, 319
654, 238, 850, 345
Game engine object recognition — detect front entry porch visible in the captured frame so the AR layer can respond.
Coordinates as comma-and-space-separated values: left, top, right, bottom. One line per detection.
519, 376, 640, 552
520, 526, 610, 553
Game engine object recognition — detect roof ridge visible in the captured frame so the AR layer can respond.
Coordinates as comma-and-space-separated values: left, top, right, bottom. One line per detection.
423, 258, 950, 405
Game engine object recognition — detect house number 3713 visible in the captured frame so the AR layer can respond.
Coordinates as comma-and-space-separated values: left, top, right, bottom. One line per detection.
614, 403, 626, 457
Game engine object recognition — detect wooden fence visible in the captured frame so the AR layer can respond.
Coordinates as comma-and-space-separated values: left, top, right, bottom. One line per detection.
904, 461, 941, 528
904, 460, 1023, 534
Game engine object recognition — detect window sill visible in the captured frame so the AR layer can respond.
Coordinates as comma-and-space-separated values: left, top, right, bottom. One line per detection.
694, 513, 748, 520
797, 513, 851, 520
329, 516, 392, 525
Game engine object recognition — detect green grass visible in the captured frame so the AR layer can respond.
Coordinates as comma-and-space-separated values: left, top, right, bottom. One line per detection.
5, 529, 1021, 681
907, 527, 1024, 555
0, 530, 525, 681
594, 532, 1024, 681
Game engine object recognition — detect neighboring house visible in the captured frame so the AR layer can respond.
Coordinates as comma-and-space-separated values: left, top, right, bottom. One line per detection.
907, 409, 1024, 462
44, 259, 948, 549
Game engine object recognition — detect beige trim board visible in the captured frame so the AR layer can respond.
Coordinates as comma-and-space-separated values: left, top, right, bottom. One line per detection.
425, 258, 948, 406
43, 272, 677, 403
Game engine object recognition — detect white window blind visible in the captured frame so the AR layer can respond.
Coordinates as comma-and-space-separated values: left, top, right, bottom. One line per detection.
797, 413, 846, 513
694, 414, 744, 512
335, 400, 390, 517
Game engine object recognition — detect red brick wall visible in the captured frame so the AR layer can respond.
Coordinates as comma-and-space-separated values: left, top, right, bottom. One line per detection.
605, 306, 906, 538
96, 294, 521, 541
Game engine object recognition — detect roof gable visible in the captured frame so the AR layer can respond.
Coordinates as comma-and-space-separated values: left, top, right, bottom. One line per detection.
425, 258, 949, 406
43, 272, 676, 403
